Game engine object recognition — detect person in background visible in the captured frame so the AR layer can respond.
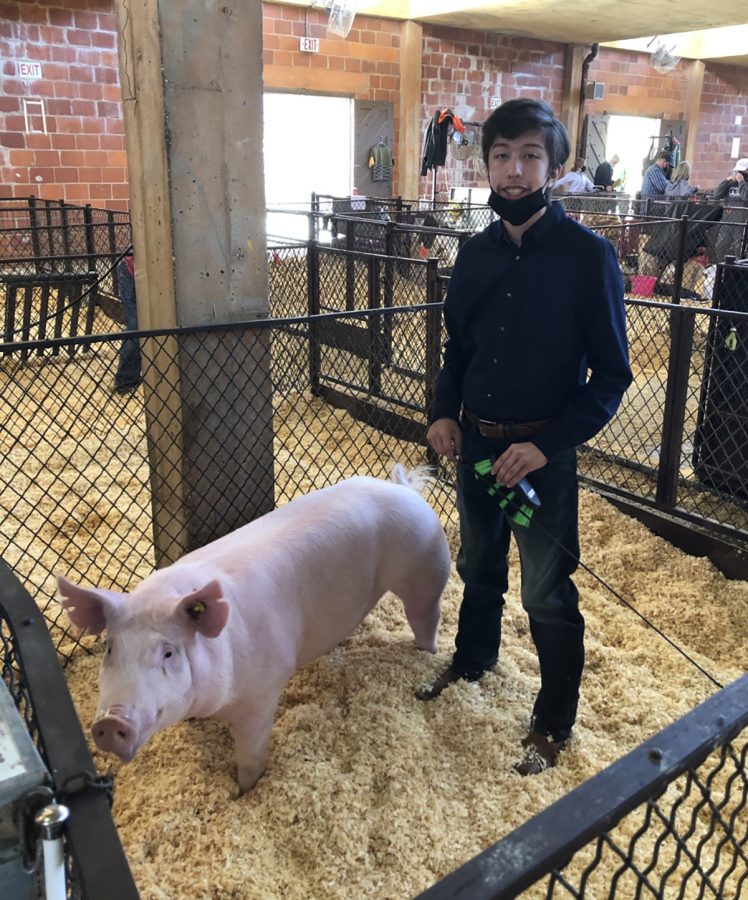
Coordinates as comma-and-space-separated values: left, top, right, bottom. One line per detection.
554, 157, 594, 193
418, 98, 632, 777
593, 153, 620, 191
640, 151, 674, 198
665, 160, 699, 197
612, 159, 628, 192
711, 158, 748, 205
114, 249, 142, 395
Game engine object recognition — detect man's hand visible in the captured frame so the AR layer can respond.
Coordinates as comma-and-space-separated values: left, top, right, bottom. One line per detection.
427, 418, 461, 462
491, 442, 547, 488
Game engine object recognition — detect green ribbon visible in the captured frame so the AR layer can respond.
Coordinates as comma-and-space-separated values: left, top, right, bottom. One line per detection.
472, 458, 534, 527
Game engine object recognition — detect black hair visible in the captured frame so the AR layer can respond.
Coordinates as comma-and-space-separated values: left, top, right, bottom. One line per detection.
481, 98, 570, 172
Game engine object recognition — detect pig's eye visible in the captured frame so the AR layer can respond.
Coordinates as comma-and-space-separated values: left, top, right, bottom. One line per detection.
164, 650, 173, 659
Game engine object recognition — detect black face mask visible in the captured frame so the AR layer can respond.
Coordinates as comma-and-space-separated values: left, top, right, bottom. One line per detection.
487, 180, 550, 226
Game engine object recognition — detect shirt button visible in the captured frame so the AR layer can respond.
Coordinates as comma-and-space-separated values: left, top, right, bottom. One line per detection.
500, 326, 505, 332
493, 358, 498, 363
487, 393, 492, 398
515, 255, 520, 261
507, 292, 512, 298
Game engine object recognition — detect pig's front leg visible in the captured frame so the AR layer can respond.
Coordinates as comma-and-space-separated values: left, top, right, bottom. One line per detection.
231, 701, 279, 794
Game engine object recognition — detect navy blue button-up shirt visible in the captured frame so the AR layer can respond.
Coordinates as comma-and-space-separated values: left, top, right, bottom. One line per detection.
433, 201, 632, 460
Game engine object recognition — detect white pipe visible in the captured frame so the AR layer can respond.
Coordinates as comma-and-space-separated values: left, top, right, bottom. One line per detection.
34, 803, 70, 900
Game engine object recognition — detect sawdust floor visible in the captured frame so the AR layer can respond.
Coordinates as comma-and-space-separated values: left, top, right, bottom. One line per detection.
64, 487, 748, 899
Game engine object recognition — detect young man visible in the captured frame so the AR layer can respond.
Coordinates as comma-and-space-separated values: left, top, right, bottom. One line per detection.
418, 99, 632, 776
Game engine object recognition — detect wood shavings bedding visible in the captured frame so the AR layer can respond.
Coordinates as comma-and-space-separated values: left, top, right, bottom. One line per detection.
65, 488, 747, 899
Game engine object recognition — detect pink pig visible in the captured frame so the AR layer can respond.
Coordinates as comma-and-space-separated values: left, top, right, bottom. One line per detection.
58, 467, 450, 792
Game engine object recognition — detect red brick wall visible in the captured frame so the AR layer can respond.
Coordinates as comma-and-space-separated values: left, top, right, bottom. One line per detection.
585, 47, 691, 119
262, 2, 401, 188
0, 0, 127, 209
581, 47, 748, 190
696, 64, 748, 190
3, 1, 748, 209
420, 25, 566, 199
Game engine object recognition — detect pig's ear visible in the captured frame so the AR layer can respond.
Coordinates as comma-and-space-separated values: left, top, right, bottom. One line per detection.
178, 581, 229, 638
56, 574, 122, 635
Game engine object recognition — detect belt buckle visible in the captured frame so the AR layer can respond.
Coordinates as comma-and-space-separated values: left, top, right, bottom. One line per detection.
478, 417, 501, 438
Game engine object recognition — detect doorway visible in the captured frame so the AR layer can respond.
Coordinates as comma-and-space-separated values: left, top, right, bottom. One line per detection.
263, 92, 353, 239
605, 115, 662, 195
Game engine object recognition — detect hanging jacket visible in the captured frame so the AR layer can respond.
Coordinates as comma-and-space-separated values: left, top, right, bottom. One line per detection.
420, 109, 464, 175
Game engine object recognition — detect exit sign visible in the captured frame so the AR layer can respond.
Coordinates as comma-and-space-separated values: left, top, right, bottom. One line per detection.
299, 37, 320, 53
18, 60, 43, 80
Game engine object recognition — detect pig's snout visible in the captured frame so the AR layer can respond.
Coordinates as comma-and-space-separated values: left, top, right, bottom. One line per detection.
92, 707, 138, 762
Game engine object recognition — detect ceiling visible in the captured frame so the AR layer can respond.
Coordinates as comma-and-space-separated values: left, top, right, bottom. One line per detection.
296, 1, 748, 66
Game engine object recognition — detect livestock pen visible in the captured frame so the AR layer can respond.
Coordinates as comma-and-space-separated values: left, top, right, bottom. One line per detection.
1, 200, 747, 898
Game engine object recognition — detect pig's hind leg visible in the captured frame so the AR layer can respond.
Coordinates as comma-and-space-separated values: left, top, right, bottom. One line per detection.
396, 541, 451, 654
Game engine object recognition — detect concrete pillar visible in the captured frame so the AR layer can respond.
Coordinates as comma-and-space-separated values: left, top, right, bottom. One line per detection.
116, 0, 273, 565
398, 21, 423, 200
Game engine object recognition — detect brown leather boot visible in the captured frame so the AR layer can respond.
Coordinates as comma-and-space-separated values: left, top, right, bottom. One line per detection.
415, 667, 461, 701
514, 730, 567, 776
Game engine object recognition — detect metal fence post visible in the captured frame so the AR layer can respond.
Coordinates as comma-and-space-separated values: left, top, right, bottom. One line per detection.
740, 218, 748, 260
107, 209, 120, 297
669, 215, 689, 305
424, 258, 441, 467
28, 195, 42, 274
60, 200, 72, 272
367, 255, 382, 398
307, 240, 321, 396
655, 305, 696, 509
345, 221, 355, 311
83, 204, 96, 273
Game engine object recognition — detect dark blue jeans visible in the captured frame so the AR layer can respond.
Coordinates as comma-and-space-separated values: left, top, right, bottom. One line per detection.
452, 425, 584, 740
115, 259, 142, 390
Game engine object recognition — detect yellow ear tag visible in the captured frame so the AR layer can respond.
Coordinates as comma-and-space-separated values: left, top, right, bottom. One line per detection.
187, 600, 206, 620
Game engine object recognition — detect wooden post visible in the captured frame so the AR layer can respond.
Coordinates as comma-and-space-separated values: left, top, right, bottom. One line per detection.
560, 45, 587, 159
115, 0, 273, 565
684, 61, 705, 171
398, 21, 423, 201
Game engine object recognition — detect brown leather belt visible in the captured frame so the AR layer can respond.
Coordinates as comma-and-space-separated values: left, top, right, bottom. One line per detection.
462, 407, 549, 440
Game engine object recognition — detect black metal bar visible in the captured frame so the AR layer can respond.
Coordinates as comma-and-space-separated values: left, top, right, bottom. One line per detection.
0, 559, 139, 899
37, 282, 50, 352
424, 259, 442, 469
307, 240, 321, 396
345, 223, 355, 311
83, 204, 96, 274
28, 195, 42, 274
60, 201, 73, 272
3, 283, 17, 354
655, 306, 696, 508
417, 674, 748, 900
382, 220, 395, 365
367, 255, 382, 397
20, 284, 33, 361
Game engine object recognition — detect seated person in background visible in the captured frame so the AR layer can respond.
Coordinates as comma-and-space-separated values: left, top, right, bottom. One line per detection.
665, 160, 699, 197
554, 157, 594, 193
711, 158, 748, 205
640, 151, 673, 197
593, 153, 619, 191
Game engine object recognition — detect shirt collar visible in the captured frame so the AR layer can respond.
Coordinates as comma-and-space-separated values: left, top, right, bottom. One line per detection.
492, 200, 566, 250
